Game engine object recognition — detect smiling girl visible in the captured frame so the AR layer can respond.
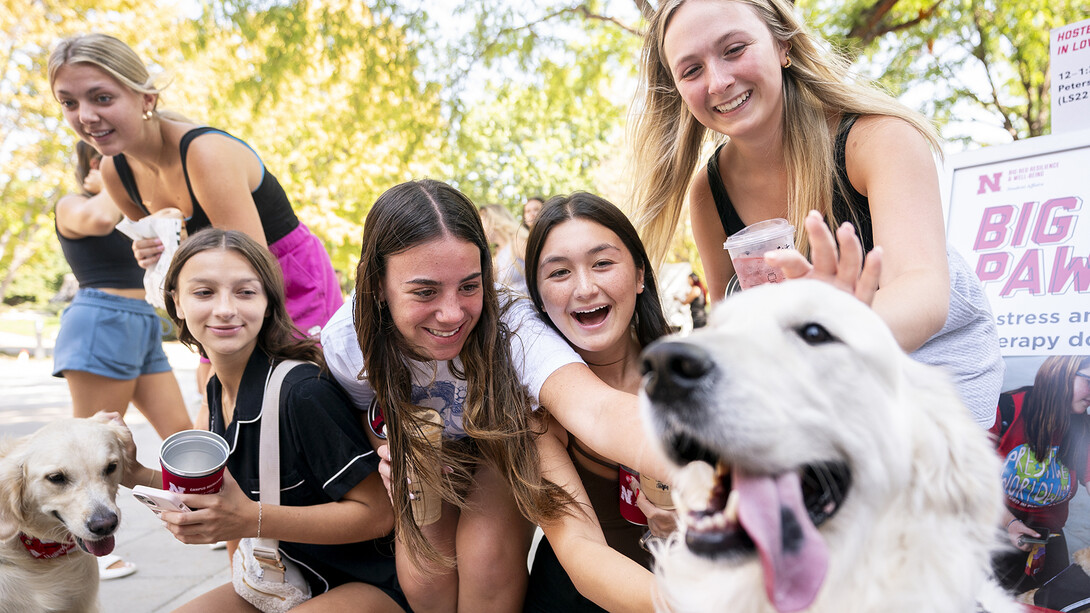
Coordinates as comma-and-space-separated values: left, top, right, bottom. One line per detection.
48, 34, 341, 338
629, 0, 1003, 426
326, 179, 572, 613
118, 229, 405, 611
522, 193, 674, 612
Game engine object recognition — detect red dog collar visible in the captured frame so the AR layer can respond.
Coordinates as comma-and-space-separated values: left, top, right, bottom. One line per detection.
19, 533, 77, 559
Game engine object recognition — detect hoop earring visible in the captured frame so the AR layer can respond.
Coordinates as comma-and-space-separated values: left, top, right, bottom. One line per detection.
783, 57, 792, 69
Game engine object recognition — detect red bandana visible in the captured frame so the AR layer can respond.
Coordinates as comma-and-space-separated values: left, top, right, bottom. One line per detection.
19, 533, 77, 559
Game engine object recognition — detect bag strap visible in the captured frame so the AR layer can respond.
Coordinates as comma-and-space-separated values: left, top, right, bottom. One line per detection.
252, 359, 306, 576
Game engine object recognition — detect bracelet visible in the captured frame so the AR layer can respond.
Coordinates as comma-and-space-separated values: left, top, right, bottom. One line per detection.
1007, 517, 1021, 530
257, 501, 263, 538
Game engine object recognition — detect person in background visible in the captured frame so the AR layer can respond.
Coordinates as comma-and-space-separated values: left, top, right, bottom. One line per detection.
119, 228, 406, 611
628, 0, 1003, 427
53, 141, 192, 581
522, 195, 545, 230
991, 355, 1090, 593
681, 272, 708, 329
479, 204, 528, 294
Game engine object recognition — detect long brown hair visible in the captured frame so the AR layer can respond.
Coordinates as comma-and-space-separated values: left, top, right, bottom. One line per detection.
354, 179, 571, 567
629, 0, 942, 265
1024, 356, 1090, 468
163, 228, 322, 365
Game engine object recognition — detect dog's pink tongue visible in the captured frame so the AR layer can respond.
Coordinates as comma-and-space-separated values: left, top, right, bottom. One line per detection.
735, 468, 828, 612
85, 535, 115, 557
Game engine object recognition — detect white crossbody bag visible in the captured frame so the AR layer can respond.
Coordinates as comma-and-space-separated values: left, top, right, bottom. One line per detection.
232, 360, 312, 612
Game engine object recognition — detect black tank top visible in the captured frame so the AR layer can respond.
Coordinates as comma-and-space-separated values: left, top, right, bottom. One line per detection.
706, 114, 875, 254
55, 220, 143, 289
111, 127, 298, 244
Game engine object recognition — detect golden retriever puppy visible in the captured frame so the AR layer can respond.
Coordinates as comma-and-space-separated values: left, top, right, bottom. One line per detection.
641, 280, 1019, 613
0, 415, 130, 613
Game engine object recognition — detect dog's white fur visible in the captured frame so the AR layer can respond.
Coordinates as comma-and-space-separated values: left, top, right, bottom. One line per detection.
642, 280, 1018, 613
0, 415, 129, 613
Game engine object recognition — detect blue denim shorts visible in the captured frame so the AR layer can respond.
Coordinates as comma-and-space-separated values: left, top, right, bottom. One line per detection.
52, 288, 172, 380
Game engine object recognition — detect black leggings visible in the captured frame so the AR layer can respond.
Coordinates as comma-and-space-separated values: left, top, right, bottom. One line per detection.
993, 530, 1070, 593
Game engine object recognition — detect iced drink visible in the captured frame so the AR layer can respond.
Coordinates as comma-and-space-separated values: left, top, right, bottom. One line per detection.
723, 218, 795, 290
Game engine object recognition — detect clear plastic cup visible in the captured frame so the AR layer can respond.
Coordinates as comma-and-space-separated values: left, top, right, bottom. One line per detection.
723, 219, 796, 290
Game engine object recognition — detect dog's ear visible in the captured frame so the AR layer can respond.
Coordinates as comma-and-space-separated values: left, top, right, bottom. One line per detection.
91, 412, 136, 480
0, 436, 28, 540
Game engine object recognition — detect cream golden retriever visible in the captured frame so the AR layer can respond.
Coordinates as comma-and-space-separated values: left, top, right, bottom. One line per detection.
640, 280, 1019, 613
0, 415, 129, 613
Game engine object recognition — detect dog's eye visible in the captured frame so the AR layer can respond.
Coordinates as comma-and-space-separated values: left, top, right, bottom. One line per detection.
796, 323, 837, 345
46, 473, 68, 485
104, 462, 118, 476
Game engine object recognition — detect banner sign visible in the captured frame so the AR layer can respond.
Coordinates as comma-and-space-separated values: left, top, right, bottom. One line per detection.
944, 130, 1090, 357
1051, 17, 1090, 133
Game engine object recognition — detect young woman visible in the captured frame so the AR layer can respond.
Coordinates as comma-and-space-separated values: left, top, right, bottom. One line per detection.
629, 0, 1003, 427
330, 179, 572, 613
54, 141, 191, 581
119, 228, 405, 612
54, 141, 191, 439
682, 272, 708, 329
991, 356, 1090, 592
479, 204, 528, 294
48, 33, 341, 337
523, 193, 676, 612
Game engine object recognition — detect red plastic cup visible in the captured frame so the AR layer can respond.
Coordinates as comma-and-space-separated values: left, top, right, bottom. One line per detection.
619, 465, 648, 525
159, 430, 230, 495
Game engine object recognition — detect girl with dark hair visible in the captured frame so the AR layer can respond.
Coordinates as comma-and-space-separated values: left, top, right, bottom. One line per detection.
330, 179, 572, 613
119, 228, 406, 612
522, 192, 674, 612
682, 272, 708, 329
992, 355, 1090, 592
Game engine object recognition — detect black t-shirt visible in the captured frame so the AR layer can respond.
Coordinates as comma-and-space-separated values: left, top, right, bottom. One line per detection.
207, 349, 402, 602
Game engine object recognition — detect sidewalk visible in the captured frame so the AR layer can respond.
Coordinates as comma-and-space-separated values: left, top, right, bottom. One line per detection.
0, 338, 231, 612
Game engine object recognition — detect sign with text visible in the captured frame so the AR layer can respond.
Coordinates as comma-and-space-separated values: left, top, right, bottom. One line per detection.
944, 130, 1090, 357
1051, 18, 1090, 133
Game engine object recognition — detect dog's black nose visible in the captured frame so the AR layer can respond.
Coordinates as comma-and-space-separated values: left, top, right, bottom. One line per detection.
641, 340, 714, 400
87, 509, 118, 537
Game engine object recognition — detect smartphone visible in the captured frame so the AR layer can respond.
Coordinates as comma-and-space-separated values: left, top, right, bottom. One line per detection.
132, 485, 191, 516
1018, 524, 1050, 546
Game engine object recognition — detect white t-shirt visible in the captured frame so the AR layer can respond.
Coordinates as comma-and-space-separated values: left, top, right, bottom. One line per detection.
321, 290, 582, 435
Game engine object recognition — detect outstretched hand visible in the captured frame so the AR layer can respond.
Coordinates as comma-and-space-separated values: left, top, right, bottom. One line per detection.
764, 210, 882, 305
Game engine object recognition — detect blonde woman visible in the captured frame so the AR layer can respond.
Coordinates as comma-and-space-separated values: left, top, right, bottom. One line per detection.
479, 204, 528, 294
629, 0, 1003, 426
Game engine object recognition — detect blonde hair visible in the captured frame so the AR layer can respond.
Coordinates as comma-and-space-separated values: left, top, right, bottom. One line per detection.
629, 0, 942, 264
49, 33, 167, 110
479, 204, 522, 249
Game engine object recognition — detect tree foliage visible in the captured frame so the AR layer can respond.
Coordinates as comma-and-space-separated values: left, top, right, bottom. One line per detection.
1, 0, 1072, 303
